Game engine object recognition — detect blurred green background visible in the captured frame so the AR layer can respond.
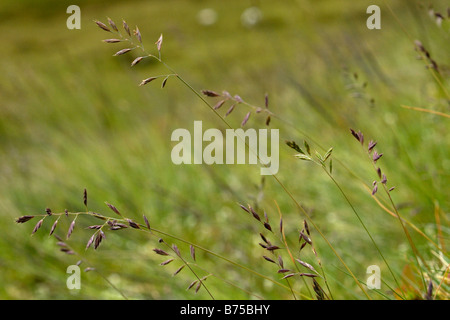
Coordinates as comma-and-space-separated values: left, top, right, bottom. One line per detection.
0, 0, 448, 299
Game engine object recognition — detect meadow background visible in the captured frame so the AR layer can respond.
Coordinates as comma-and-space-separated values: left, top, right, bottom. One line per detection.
0, 0, 448, 299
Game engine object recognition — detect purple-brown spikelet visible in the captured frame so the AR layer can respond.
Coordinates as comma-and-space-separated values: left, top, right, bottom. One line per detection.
234, 95, 243, 103
155, 34, 163, 51
350, 128, 364, 145
195, 281, 202, 293
49, 220, 58, 236
313, 279, 326, 300
425, 280, 433, 300
105, 202, 122, 216
172, 244, 181, 257
372, 151, 383, 163
131, 56, 144, 67
249, 206, 261, 222
160, 259, 174, 266
113, 48, 133, 56
241, 112, 251, 127
260, 233, 268, 244
300, 232, 312, 245
299, 273, 319, 278
239, 204, 250, 213
161, 76, 169, 88
303, 220, 310, 236
83, 188, 87, 208
358, 131, 364, 145
264, 211, 269, 223
173, 265, 185, 276
126, 218, 140, 229
139, 77, 157, 86
201, 90, 221, 97
134, 26, 142, 43
350, 128, 359, 142
187, 280, 198, 290
263, 256, 276, 264
32, 219, 44, 235
86, 233, 95, 249
153, 248, 169, 256
60, 248, 75, 255
278, 255, 284, 268
16, 215, 34, 223
222, 90, 232, 99
190, 245, 196, 261
263, 222, 272, 232
94, 20, 111, 32
213, 100, 226, 110
372, 182, 378, 195
87, 225, 103, 230
225, 104, 236, 117
122, 20, 131, 36
278, 269, 290, 274
368, 140, 377, 153
296, 259, 317, 273
143, 214, 151, 230
107, 17, 118, 32
94, 230, 105, 250
102, 39, 122, 43
67, 220, 76, 239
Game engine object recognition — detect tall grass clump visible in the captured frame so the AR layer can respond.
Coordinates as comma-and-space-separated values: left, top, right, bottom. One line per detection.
14, 4, 449, 300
